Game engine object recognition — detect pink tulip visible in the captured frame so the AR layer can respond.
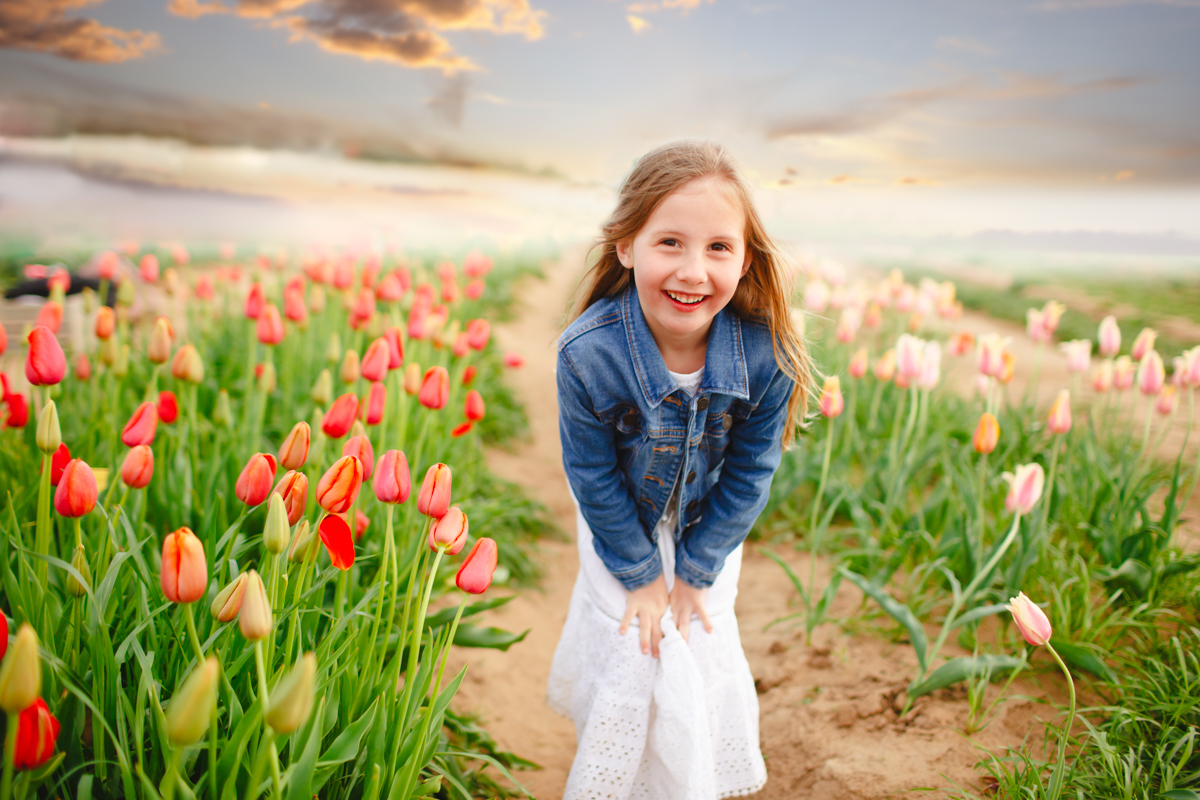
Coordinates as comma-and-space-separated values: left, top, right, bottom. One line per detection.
1006, 592, 1052, 646
1097, 316, 1121, 358
1156, 386, 1177, 416
417, 463, 452, 518
361, 338, 390, 383
873, 350, 896, 382
835, 308, 859, 344
418, 367, 450, 410
895, 334, 923, 379
1026, 307, 1049, 344
848, 347, 868, 380
140, 254, 159, 283
818, 376, 843, 418
1040, 301, 1065, 337
428, 506, 469, 554
465, 319, 490, 351
384, 327, 404, 369
976, 333, 1009, 379
1060, 340, 1091, 374
244, 282, 265, 320
917, 340, 941, 390
1092, 360, 1113, 393
373, 449, 411, 504
25, 326, 66, 386
343, 435, 375, 480
1131, 328, 1157, 362
1047, 390, 1071, 435
803, 281, 829, 313
457, 538, 499, 594
257, 304, 284, 345
1003, 463, 1045, 516
1184, 346, 1200, 387
366, 381, 386, 425
1137, 350, 1164, 396
1113, 356, 1135, 390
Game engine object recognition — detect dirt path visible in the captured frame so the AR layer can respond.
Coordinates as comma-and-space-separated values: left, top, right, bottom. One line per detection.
444, 255, 1113, 799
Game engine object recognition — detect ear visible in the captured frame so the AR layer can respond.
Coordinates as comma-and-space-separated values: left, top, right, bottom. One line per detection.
616, 239, 634, 270
740, 250, 752, 278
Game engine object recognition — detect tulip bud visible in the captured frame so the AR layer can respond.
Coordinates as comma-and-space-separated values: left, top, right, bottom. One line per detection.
361, 338, 389, 383
236, 453, 277, 506
1006, 592, 1052, 646
895, 334, 923, 379
0, 624, 41, 714
848, 347, 868, 380
278, 421, 311, 471
167, 657, 218, 746
35, 301, 63, 334
140, 254, 160, 283
361, 380, 384, 425
999, 351, 1016, 385
214, 389, 232, 427
1003, 463, 1045, 516
340, 349, 361, 384
456, 538, 498, 594
976, 333, 1009, 379
417, 463, 452, 518
117, 277, 136, 306
161, 526, 207, 604
238, 570, 272, 641
157, 390, 180, 424
1137, 350, 1165, 396
311, 369, 333, 406
384, 326, 404, 369
281, 520, 311, 565
263, 492, 291, 555
274, 469, 308, 526
265, 653, 316, 734
170, 343, 205, 383
462, 364, 477, 387
343, 435, 375, 481
873, 349, 896, 382
1097, 315, 1121, 358
47, 443, 70, 486
466, 318, 490, 351
54, 458, 98, 518
148, 317, 172, 364
917, 341, 942, 390
67, 543, 92, 597
428, 506, 469, 554
316, 455, 363, 514
256, 361, 277, 394
1092, 360, 1113, 393
818, 376, 843, 418
322, 393, 359, 439
257, 304, 284, 345
972, 413, 999, 455
1060, 340, 1091, 375
12, 696, 59, 770
404, 362, 422, 395
318, 513, 355, 569
418, 366, 450, 410
503, 351, 525, 368
1113, 355, 1135, 390
36, 399, 61, 454
244, 282, 265, 320
211, 572, 248, 622
25, 326, 66, 386
1157, 385, 1178, 416
325, 332, 342, 365
95, 306, 115, 340
1047, 389, 1072, 435
1131, 327, 1157, 362
99, 334, 118, 367
121, 444, 155, 489
373, 450, 411, 504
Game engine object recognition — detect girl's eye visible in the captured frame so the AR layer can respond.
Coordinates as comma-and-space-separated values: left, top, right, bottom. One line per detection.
660, 239, 678, 247
710, 242, 730, 252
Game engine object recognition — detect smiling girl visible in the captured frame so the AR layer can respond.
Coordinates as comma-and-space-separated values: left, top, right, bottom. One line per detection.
547, 141, 813, 799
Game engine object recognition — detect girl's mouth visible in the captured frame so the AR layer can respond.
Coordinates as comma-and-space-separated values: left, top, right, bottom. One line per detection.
664, 290, 707, 310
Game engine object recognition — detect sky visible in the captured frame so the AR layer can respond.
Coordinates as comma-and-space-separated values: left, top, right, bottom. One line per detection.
1, 0, 1199, 242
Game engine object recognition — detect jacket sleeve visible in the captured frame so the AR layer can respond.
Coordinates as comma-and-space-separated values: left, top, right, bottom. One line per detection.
558, 348, 663, 591
674, 366, 793, 589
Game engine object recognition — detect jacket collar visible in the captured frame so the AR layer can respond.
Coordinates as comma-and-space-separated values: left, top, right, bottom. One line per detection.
622, 284, 750, 408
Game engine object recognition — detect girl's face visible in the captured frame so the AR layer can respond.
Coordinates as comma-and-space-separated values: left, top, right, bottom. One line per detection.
616, 176, 750, 356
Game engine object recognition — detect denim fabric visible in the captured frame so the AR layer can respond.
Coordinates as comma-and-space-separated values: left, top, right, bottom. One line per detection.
557, 284, 794, 591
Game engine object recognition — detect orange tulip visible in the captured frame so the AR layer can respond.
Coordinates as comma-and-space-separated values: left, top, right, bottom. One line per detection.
170, 344, 205, 383
418, 366, 449, 410
366, 381, 386, 425
361, 338, 390, 383
235, 453, 277, 506
1131, 327, 1157, 362
120, 445, 154, 489
343, 435, 375, 480
161, 527, 207, 604
318, 514, 355, 570
25, 326, 66, 386
972, 413, 1000, 454
121, 401, 158, 446
404, 362, 422, 395
818, 376, 844, 418
257, 303, 284, 345
456, 537, 498, 594
428, 506, 468, 554
54, 458, 98, 517
273, 469, 309, 526
416, 463, 452, 518
464, 389, 486, 422
35, 301, 63, 334
998, 351, 1016, 385
873, 349, 896, 382
278, 421, 311, 470
340, 349, 361, 384
322, 393, 359, 439
95, 307, 115, 340
316, 455, 363, 514
147, 317, 172, 364
140, 254, 159, 283
1047, 389, 1072, 435
373, 449, 410, 504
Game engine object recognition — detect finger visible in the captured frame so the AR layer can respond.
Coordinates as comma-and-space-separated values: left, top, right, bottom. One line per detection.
651, 614, 664, 659
676, 604, 690, 643
697, 603, 714, 635
619, 606, 634, 637
638, 611, 651, 655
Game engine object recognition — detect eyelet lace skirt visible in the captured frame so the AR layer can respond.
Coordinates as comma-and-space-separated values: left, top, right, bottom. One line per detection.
547, 505, 767, 800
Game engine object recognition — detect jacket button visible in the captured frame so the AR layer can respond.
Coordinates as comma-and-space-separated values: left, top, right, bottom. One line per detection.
686, 471, 696, 484
722, 413, 733, 431
622, 411, 637, 427
696, 396, 709, 412
686, 500, 698, 514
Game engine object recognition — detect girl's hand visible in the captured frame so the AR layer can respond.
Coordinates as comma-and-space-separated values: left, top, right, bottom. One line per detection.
620, 574, 669, 658
669, 580, 713, 644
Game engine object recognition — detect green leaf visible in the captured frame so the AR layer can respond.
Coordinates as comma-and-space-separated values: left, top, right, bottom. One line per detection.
284, 696, 326, 800
1099, 558, 1153, 598
839, 568, 927, 671
1160, 791, 1200, 800
452, 624, 529, 651
908, 655, 1023, 698
317, 696, 378, 767
425, 594, 516, 629
1049, 639, 1116, 682
950, 603, 1010, 631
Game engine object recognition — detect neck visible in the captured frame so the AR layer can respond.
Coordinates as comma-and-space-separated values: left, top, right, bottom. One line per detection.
639, 300, 709, 373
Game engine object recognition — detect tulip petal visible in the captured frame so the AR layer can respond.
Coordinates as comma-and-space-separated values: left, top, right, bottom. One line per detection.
319, 514, 355, 570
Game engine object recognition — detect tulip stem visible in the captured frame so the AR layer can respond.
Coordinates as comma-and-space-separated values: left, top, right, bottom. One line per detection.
253, 641, 283, 800
34, 451, 52, 590
805, 417, 836, 642
410, 412, 432, 482
866, 380, 884, 435
184, 603, 205, 664
433, 595, 468, 697
1044, 642, 1077, 800
401, 543, 443, 718
975, 453, 989, 571
362, 505, 395, 691
1, 711, 16, 800
161, 747, 182, 800
1039, 437, 1062, 539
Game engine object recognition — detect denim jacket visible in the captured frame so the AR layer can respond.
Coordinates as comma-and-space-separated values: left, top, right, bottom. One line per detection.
557, 284, 794, 591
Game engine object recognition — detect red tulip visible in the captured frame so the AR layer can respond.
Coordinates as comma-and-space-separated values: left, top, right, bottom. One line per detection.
278, 421, 311, 470
416, 463, 452, 518
503, 351, 525, 368
462, 365, 477, 387
0, 324, 6, 356
441, 277, 459, 304
0, 613, 6, 661
373, 450, 410, 504
54, 459, 97, 518
140, 254, 159, 283
47, 443, 70, 486
97, 250, 118, 280
452, 332, 470, 358
451, 421, 473, 438
257, 304, 284, 345
318, 513, 355, 570
456, 538, 498, 594
366, 381, 386, 425
350, 288, 375, 329
316, 455, 363, 514
122, 401, 158, 447
236, 453, 278, 506
418, 367, 449, 410
161, 527, 207, 603
322, 393, 359, 439
244, 282, 265, 320
428, 506, 468, 554
273, 470, 309, 526
25, 326, 66, 386
120, 445, 155, 489
464, 390, 485, 422
377, 272, 404, 302
361, 338, 390, 382
466, 319, 490, 351
194, 275, 215, 301
407, 306, 429, 340
3, 393, 28, 428
284, 286, 307, 322
343, 435, 375, 480
35, 301, 63, 334
13, 697, 60, 770
384, 326, 404, 369
73, 352, 92, 382
157, 390, 179, 424
465, 278, 484, 300
170, 344, 205, 383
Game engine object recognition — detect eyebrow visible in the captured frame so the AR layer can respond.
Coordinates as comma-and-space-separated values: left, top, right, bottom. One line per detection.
649, 229, 742, 241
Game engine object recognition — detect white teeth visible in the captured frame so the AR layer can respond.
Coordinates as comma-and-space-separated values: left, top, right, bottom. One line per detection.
666, 291, 704, 304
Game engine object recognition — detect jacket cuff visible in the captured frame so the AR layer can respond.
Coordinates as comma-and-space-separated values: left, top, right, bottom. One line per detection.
674, 546, 718, 589
610, 550, 664, 591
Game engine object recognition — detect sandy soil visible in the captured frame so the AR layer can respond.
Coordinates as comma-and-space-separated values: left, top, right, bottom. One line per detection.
442, 253, 1126, 799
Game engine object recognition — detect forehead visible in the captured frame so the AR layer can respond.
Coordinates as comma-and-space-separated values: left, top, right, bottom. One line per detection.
644, 176, 746, 236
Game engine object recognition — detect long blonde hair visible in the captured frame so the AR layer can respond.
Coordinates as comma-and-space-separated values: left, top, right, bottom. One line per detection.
569, 140, 813, 447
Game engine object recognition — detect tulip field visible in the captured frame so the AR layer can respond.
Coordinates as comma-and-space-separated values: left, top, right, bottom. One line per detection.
0, 245, 553, 799
766, 269, 1200, 797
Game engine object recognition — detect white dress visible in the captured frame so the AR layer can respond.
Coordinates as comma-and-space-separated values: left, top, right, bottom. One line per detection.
547, 369, 767, 800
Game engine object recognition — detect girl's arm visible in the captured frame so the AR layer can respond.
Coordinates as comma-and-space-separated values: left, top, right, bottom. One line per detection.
557, 348, 663, 591
675, 367, 794, 589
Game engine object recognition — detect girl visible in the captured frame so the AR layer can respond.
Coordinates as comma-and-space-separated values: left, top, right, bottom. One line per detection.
548, 141, 813, 799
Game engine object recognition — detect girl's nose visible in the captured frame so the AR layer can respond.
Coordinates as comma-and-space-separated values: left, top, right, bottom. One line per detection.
675, 251, 706, 285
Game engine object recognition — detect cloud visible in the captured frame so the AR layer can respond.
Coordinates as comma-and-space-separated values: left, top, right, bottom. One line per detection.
627, 14, 651, 32
1034, 0, 1200, 10
0, 0, 162, 63
168, 0, 232, 17
427, 73, 470, 125
936, 36, 995, 56
896, 176, 941, 186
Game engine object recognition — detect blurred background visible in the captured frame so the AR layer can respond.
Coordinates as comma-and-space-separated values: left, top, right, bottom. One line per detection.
1, 0, 1198, 296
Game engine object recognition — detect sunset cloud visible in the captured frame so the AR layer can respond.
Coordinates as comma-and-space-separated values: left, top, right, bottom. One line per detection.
628, 15, 652, 32
0, 0, 162, 63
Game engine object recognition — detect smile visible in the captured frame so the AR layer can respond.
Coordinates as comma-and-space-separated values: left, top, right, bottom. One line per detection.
664, 290, 707, 307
